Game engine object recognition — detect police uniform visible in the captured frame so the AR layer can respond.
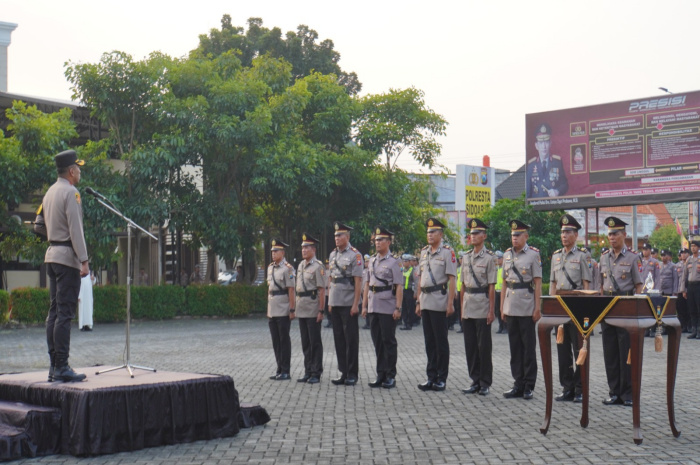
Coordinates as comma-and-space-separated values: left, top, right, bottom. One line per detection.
550, 214, 591, 401
526, 124, 569, 198
267, 239, 295, 380
417, 218, 457, 391
502, 220, 542, 398
43, 150, 89, 383
675, 249, 690, 332
400, 255, 416, 330
460, 219, 497, 394
640, 243, 661, 290
599, 217, 642, 405
361, 256, 371, 329
680, 241, 700, 339
328, 222, 364, 384
658, 251, 678, 296
295, 234, 326, 383
365, 227, 403, 388
495, 251, 505, 333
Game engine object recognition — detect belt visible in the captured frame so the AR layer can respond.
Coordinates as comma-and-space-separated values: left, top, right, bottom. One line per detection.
331, 276, 354, 285
50, 240, 73, 247
297, 290, 317, 298
602, 290, 634, 296
465, 287, 488, 294
269, 290, 287, 296
688, 282, 700, 289
370, 285, 393, 293
506, 282, 533, 293
421, 283, 447, 294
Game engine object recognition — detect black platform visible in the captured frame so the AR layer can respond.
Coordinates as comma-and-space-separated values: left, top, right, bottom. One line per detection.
0, 368, 269, 459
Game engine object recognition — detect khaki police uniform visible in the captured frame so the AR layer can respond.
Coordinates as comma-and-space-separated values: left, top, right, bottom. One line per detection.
640, 256, 660, 290
675, 259, 689, 331
296, 257, 325, 380
659, 261, 677, 296
461, 248, 497, 389
267, 257, 295, 377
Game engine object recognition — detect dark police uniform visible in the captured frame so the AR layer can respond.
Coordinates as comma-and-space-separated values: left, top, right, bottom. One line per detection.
599, 217, 642, 405
675, 249, 690, 332
267, 239, 295, 380
295, 234, 325, 383
43, 150, 89, 382
526, 124, 569, 198
680, 242, 700, 339
328, 222, 364, 384
550, 214, 591, 401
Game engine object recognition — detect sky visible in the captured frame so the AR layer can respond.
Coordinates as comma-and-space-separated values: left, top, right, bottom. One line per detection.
4, 0, 700, 175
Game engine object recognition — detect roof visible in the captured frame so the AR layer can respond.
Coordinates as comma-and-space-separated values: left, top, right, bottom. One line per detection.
495, 164, 525, 200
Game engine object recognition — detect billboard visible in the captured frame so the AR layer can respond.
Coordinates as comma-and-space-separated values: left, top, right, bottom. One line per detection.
455, 164, 495, 218
526, 91, 700, 210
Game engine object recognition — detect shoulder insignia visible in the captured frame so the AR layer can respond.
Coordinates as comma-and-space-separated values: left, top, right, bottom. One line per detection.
465, 248, 473, 254
351, 246, 360, 253
443, 244, 452, 249
528, 157, 537, 164
285, 262, 293, 269
268, 262, 274, 267
578, 246, 587, 252
553, 249, 561, 255
505, 247, 512, 252
552, 155, 561, 160
422, 245, 429, 250
75, 192, 81, 205
486, 249, 494, 255
530, 246, 540, 252
602, 250, 610, 255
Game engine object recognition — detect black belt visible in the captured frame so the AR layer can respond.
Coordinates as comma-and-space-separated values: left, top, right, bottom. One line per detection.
331, 276, 354, 285
465, 287, 488, 294
50, 240, 72, 247
506, 282, 533, 293
603, 290, 634, 296
297, 290, 317, 298
421, 283, 447, 294
370, 285, 393, 293
269, 290, 287, 296
688, 282, 700, 289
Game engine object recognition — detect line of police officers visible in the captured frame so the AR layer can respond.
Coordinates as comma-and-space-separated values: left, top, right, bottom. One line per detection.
265, 215, 696, 406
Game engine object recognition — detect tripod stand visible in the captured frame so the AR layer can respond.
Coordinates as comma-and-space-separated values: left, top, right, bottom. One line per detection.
91, 195, 158, 378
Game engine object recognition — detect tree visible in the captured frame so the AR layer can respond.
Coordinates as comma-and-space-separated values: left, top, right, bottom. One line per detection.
649, 224, 682, 261
355, 87, 447, 170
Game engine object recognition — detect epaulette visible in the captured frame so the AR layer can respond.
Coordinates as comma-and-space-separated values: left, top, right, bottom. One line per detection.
443, 244, 452, 249
422, 245, 429, 250
528, 157, 537, 164
485, 249, 494, 255
578, 246, 587, 252
629, 249, 637, 254
602, 250, 610, 255
505, 247, 512, 252
530, 246, 540, 252
465, 248, 473, 254
268, 262, 274, 267
552, 155, 561, 160
372, 253, 377, 258
553, 249, 561, 254
285, 262, 293, 269
351, 246, 360, 254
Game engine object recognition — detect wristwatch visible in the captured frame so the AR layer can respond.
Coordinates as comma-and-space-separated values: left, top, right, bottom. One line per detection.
289, 308, 295, 313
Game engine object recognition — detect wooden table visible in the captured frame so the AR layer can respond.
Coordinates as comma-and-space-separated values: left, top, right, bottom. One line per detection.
538, 295, 680, 445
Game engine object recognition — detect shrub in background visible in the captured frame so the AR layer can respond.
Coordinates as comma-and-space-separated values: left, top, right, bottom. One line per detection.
10, 288, 50, 324
0, 290, 9, 324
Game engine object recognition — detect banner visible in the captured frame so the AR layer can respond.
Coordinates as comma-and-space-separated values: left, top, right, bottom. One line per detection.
455, 165, 494, 218
526, 91, 700, 210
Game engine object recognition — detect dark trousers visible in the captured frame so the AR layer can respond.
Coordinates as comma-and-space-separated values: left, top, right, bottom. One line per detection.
448, 295, 461, 328
421, 309, 450, 382
401, 289, 415, 326
299, 317, 323, 377
506, 315, 537, 390
676, 293, 689, 329
601, 321, 632, 401
557, 322, 582, 394
46, 263, 81, 367
494, 291, 505, 331
268, 316, 291, 374
687, 283, 700, 329
369, 313, 398, 380
331, 306, 359, 378
462, 318, 492, 388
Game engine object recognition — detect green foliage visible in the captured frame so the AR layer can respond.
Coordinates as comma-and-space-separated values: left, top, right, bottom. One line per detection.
131, 285, 184, 319
481, 195, 564, 282
93, 285, 127, 322
0, 290, 9, 324
10, 287, 49, 323
649, 224, 682, 260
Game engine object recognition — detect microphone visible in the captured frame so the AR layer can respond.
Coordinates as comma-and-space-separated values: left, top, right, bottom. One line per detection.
85, 187, 107, 201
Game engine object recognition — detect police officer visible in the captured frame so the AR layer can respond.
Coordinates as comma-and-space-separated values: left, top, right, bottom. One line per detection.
267, 239, 295, 381
659, 250, 678, 297
676, 248, 690, 333
42, 150, 89, 382
399, 255, 416, 330
599, 217, 643, 406
328, 222, 364, 385
550, 214, 591, 403
680, 240, 700, 339
501, 220, 542, 400
362, 227, 403, 389
295, 234, 326, 384
361, 254, 371, 330
416, 218, 457, 392
526, 123, 569, 198
459, 219, 497, 396
640, 243, 660, 289
495, 251, 506, 333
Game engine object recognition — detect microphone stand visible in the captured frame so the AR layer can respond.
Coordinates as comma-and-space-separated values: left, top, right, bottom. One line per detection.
91, 195, 158, 378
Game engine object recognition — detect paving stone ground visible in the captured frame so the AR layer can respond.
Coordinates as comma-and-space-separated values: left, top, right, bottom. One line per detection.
1, 315, 699, 464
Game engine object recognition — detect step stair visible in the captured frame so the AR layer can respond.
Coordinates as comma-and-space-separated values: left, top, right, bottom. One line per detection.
0, 401, 61, 461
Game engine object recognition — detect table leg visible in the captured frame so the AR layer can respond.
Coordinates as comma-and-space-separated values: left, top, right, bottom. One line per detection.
538, 322, 554, 435
664, 318, 681, 438
628, 323, 645, 445
578, 332, 589, 428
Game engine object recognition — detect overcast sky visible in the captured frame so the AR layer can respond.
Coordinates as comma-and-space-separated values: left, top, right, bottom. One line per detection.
4, 0, 700, 174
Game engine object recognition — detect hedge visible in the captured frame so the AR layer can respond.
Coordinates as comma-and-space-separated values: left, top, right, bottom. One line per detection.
0, 290, 9, 324
7, 284, 268, 325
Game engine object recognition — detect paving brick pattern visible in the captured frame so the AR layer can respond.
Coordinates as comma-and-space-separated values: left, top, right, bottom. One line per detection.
1, 316, 699, 464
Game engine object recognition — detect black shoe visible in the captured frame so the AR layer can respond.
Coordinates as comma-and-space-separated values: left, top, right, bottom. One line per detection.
362, 324, 371, 330
603, 395, 623, 405
623, 399, 633, 407
523, 389, 534, 400
307, 376, 320, 384
399, 325, 412, 330
555, 390, 574, 402
47, 366, 55, 383
368, 378, 384, 388
573, 393, 583, 403
269, 373, 280, 380
418, 380, 434, 391
479, 386, 490, 396
276, 373, 291, 380
503, 388, 523, 399
687, 331, 697, 339
461, 384, 480, 394
54, 365, 86, 382
382, 378, 396, 389
432, 381, 446, 391
331, 377, 346, 385
345, 377, 357, 386
297, 375, 311, 383
80, 326, 86, 332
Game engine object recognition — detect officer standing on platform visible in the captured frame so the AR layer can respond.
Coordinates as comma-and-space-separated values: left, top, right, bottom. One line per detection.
267, 239, 295, 381
328, 222, 364, 385
295, 234, 325, 384
459, 219, 497, 397
680, 240, 700, 339
599, 217, 643, 406
42, 150, 89, 383
363, 227, 403, 389
549, 214, 591, 403
400, 255, 416, 330
416, 218, 456, 392
676, 248, 690, 333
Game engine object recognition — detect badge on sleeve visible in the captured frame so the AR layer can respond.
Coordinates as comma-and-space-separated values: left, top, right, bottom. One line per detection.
451, 250, 456, 263
356, 253, 362, 266
637, 261, 643, 273
75, 193, 81, 205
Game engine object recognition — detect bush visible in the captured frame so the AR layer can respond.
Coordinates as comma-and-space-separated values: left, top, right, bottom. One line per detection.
0, 290, 9, 324
10, 287, 50, 324
93, 285, 126, 322
131, 285, 184, 320
541, 282, 550, 296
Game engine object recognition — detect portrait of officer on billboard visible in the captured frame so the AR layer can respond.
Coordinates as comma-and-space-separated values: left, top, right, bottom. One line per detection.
526, 123, 568, 198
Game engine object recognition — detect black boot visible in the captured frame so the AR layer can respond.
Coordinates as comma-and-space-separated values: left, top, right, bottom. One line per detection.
48, 351, 56, 382
687, 327, 697, 339
54, 365, 86, 382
